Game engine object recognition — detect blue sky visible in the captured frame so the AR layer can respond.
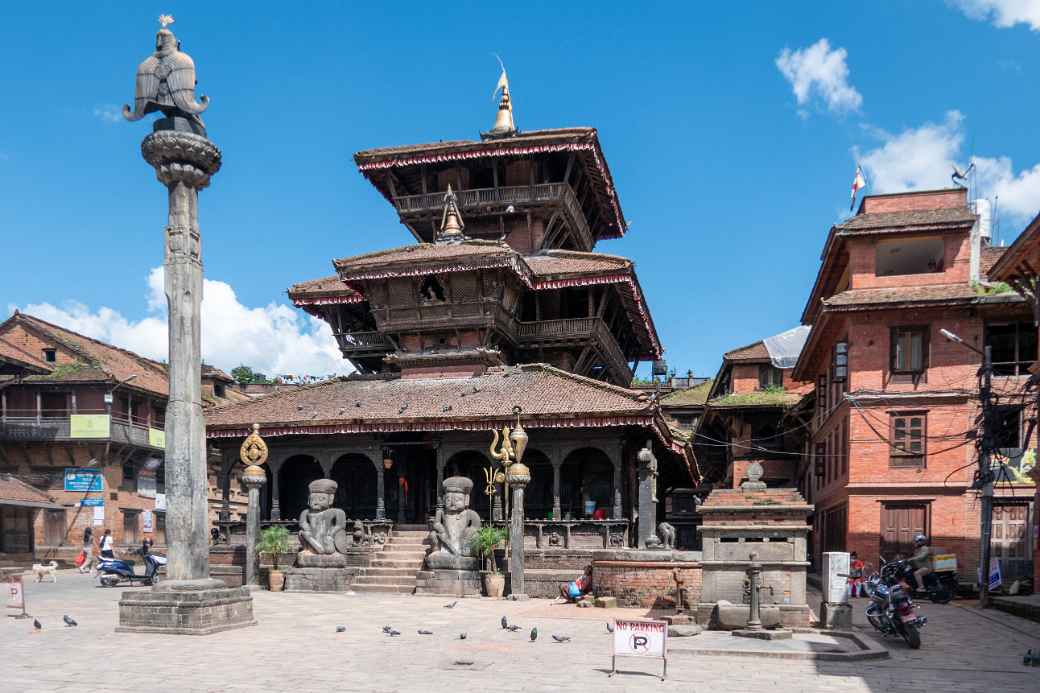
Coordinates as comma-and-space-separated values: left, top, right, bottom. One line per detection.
2, 1, 1040, 378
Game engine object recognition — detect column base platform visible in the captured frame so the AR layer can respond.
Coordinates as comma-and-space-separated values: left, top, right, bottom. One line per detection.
116, 580, 256, 635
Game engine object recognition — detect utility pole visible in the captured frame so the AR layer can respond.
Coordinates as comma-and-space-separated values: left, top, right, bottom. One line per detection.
939, 330, 996, 608
977, 345, 995, 608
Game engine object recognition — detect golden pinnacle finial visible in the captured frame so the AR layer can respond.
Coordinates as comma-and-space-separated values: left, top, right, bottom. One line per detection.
485, 58, 516, 138
239, 423, 269, 467
439, 184, 465, 240
159, 14, 175, 29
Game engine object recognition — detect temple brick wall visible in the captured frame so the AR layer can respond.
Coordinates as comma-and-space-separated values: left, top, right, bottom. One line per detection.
592, 559, 702, 609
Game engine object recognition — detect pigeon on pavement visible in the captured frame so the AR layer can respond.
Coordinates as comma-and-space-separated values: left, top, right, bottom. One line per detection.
336, 625, 346, 633
606, 622, 614, 633
387, 629, 401, 637
459, 632, 467, 640
63, 615, 78, 628
552, 634, 571, 643
506, 624, 521, 632
501, 615, 508, 629
444, 601, 458, 609
530, 627, 538, 642
33, 619, 42, 631
418, 629, 433, 635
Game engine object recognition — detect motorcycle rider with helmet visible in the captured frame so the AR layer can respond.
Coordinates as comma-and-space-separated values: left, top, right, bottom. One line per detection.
907, 534, 932, 593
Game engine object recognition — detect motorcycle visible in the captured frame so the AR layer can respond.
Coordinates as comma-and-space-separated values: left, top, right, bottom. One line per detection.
881, 557, 958, 605
863, 571, 926, 649
96, 546, 166, 588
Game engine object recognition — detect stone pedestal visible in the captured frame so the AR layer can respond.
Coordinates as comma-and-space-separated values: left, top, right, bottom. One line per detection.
507, 466, 530, 598
821, 602, 853, 630
116, 579, 255, 635
414, 568, 482, 596
695, 484, 813, 629
591, 549, 703, 609
283, 552, 357, 592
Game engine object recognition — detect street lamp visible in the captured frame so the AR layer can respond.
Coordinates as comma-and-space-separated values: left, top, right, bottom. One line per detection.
940, 327, 995, 607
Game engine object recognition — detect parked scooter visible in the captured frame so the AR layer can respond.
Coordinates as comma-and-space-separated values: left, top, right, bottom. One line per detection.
862, 571, 926, 649
880, 557, 958, 604
96, 544, 166, 588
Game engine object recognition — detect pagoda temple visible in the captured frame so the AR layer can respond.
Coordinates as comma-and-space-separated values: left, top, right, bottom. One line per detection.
205, 88, 696, 576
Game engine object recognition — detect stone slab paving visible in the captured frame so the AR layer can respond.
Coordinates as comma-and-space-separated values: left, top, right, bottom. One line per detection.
3, 570, 1039, 692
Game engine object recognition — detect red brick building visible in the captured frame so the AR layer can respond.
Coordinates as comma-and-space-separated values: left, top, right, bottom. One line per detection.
0, 312, 248, 563
793, 188, 1036, 584
986, 210, 1040, 585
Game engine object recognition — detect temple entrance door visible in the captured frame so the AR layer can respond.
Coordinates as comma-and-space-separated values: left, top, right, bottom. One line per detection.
384, 448, 436, 525
444, 451, 492, 522
331, 454, 377, 520
561, 447, 614, 519
279, 455, 323, 524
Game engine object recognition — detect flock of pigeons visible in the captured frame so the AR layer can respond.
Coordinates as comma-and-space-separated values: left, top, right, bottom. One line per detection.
328, 601, 614, 644
29, 615, 77, 631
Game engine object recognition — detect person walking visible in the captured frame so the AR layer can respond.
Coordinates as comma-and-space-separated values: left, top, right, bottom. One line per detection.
99, 528, 115, 559
78, 527, 94, 574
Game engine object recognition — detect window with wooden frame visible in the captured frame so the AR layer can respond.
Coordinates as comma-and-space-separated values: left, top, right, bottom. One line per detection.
814, 443, 825, 479
817, 375, 828, 414
758, 364, 783, 390
890, 412, 926, 467
890, 326, 929, 377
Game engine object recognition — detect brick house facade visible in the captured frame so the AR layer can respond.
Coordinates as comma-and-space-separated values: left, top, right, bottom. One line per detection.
0, 312, 249, 564
793, 188, 1037, 583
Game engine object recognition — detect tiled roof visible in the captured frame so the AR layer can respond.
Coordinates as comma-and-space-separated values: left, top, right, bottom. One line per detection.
0, 473, 59, 509
708, 389, 801, 409
660, 379, 714, 407
724, 341, 769, 361
288, 276, 361, 303
355, 128, 600, 161
205, 363, 654, 433
0, 336, 50, 372
836, 207, 976, 233
334, 241, 521, 280
202, 365, 234, 383
1, 313, 169, 397
822, 284, 980, 309
988, 211, 1040, 282
700, 487, 809, 509
980, 245, 1007, 279
524, 250, 631, 279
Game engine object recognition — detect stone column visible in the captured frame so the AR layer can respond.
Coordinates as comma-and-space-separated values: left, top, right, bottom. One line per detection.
611, 456, 623, 521
146, 129, 222, 583
374, 460, 386, 520
435, 447, 446, 511
507, 463, 531, 599
636, 441, 660, 550
269, 456, 282, 521
551, 458, 562, 520
241, 464, 266, 588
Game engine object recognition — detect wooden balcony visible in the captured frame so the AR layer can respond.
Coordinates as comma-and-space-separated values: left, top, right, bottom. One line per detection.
333, 330, 393, 357
0, 413, 164, 450
516, 317, 631, 383
393, 183, 594, 250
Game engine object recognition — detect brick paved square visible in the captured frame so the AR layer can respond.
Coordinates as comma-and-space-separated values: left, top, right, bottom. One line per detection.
3, 571, 1039, 692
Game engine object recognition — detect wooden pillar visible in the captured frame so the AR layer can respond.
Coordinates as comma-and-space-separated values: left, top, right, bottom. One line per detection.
551, 454, 563, 520
35, 392, 41, 424
435, 447, 446, 511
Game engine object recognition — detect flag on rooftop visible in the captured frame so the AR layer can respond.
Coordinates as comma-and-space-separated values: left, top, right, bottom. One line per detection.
850, 165, 866, 211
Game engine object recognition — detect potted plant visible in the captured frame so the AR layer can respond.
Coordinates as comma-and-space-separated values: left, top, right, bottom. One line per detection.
257, 525, 292, 591
471, 526, 508, 598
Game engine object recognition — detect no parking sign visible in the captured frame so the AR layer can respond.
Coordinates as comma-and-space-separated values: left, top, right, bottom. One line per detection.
610, 619, 667, 680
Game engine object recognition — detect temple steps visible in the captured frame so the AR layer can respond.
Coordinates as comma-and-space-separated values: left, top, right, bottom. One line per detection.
350, 528, 428, 593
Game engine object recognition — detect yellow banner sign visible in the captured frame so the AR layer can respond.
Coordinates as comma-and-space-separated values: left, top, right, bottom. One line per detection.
148, 428, 166, 449
69, 414, 110, 439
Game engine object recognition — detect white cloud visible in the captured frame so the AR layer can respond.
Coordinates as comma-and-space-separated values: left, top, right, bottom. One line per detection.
92, 105, 122, 124
13, 268, 351, 379
855, 110, 1040, 223
949, 0, 1040, 31
776, 38, 863, 116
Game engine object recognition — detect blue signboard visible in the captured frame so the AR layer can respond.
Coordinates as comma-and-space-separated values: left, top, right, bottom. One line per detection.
64, 468, 103, 492
78, 499, 104, 507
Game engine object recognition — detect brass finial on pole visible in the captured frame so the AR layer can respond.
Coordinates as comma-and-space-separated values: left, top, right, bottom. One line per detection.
483, 56, 516, 139
438, 185, 466, 242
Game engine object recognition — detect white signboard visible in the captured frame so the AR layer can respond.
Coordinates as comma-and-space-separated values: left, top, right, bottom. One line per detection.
92, 505, 105, 526
142, 510, 153, 533
155, 493, 166, 512
7, 575, 25, 616
610, 619, 667, 680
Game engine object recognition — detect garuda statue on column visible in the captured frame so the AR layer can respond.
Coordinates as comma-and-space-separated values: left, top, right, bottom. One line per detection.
123, 15, 209, 133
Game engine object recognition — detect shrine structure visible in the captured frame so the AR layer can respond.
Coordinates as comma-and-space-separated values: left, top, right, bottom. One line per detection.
205, 85, 696, 595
